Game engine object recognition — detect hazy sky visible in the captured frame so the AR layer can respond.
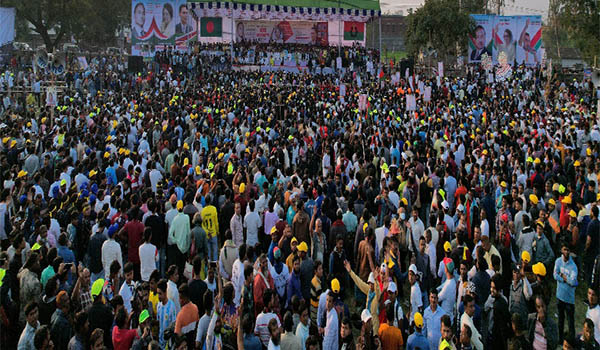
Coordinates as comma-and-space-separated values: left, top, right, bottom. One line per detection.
381, 0, 550, 18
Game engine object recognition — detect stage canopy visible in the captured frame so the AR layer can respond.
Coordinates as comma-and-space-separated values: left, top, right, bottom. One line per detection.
188, 0, 381, 22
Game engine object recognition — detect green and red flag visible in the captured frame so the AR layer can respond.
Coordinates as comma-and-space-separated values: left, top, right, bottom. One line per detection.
343, 21, 364, 41
200, 17, 222, 37
530, 28, 543, 50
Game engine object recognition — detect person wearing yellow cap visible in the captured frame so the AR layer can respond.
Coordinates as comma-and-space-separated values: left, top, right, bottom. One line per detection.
532, 219, 554, 268
406, 311, 428, 348
201, 197, 219, 261
169, 200, 191, 274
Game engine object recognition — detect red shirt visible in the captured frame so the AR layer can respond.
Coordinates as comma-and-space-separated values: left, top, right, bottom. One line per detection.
124, 220, 144, 264
112, 326, 138, 350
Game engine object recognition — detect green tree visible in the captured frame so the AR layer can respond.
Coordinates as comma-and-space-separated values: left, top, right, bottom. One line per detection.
405, 0, 475, 60
5, 0, 129, 51
555, 0, 600, 65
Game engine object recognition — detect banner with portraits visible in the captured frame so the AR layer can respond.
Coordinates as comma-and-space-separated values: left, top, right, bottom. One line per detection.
131, 0, 197, 56
468, 15, 543, 66
234, 20, 328, 45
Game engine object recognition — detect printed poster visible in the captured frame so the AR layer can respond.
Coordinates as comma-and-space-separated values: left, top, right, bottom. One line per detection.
468, 14, 493, 63
516, 16, 543, 66
235, 20, 328, 45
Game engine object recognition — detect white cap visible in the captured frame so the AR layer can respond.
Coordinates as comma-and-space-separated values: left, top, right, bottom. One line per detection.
361, 309, 372, 323
380, 263, 387, 273
387, 281, 397, 293
457, 204, 465, 212
408, 264, 418, 275
367, 272, 376, 284
441, 201, 449, 210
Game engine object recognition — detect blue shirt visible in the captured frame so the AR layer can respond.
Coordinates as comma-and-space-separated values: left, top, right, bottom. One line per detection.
286, 271, 303, 307
243, 334, 262, 350
554, 256, 578, 304
406, 329, 430, 350
423, 306, 445, 350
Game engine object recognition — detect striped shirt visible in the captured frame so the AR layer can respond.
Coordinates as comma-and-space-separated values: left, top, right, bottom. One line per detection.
157, 299, 177, 346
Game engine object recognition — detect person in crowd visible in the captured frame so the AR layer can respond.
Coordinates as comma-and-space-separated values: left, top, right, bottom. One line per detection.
554, 240, 578, 344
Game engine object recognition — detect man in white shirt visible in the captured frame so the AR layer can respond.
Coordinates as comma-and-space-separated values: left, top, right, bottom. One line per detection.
460, 294, 483, 350
101, 224, 123, 279
255, 290, 281, 348
166, 265, 181, 314
244, 200, 261, 248
231, 244, 247, 307
139, 228, 158, 282
409, 209, 425, 252
586, 287, 600, 344
322, 292, 339, 350
119, 263, 136, 313
409, 264, 423, 323
438, 259, 457, 317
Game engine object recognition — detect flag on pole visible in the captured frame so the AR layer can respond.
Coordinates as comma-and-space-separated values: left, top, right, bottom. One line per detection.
200, 17, 222, 37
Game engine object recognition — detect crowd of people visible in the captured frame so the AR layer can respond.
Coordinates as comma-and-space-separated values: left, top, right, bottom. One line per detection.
0, 40, 599, 350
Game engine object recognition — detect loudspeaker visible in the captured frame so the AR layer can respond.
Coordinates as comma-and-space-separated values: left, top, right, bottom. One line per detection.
128, 55, 144, 73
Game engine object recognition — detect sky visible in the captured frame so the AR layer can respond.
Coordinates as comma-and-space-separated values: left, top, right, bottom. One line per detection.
381, 0, 550, 18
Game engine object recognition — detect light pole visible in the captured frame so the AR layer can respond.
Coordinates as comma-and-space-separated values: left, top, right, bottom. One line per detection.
338, 0, 341, 59
230, 1, 235, 66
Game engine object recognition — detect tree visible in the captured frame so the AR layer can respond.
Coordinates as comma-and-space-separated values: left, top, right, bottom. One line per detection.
5, 0, 129, 51
405, 0, 475, 60
555, 0, 600, 65
4, 0, 86, 52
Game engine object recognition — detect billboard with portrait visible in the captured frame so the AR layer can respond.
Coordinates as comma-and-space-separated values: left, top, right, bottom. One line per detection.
515, 16, 543, 66
131, 0, 197, 56
492, 16, 517, 65
234, 20, 328, 45
468, 14, 493, 63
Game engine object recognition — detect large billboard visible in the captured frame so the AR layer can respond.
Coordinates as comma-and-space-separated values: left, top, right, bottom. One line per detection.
131, 0, 197, 56
234, 20, 328, 45
0, 7, 15, 47
468, 15, 543, 66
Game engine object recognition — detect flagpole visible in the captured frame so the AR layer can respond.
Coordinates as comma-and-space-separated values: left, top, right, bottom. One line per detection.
231, 1, 234, 67
338, 0, 341, 59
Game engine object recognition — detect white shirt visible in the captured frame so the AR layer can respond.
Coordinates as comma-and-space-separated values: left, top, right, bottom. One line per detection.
480, 219, 490, 238
167, 279, 181, 314
139, 242, 158, 282
268, 340, 281, 350
231, 259, 245, 306
460, 312, 483, 350
323, 308, 339, 350
410, 282, 423, 323
119, 280, 135, 313
101, 239, 123, 279
586, 304, 600, 344
244, 210, 261, 247
438, 276, 457, 317
255, 312, 281, 347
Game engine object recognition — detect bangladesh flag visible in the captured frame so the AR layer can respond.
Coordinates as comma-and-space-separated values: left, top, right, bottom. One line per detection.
344, 22, 364, 41
200, 17, 222, 37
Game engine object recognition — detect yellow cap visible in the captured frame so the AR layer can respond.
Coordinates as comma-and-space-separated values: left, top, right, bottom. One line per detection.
548, 198, 556, 206
534, 158, 541, 164
529, 194, 538, 205
31, 242, 42, 251
104, 151, 110, 158
444, 241, 452, 252
526, 157, 534, 163
532, 262, 546, 276
17, 170, 28, 178
559, 184, 566, 194
500, 181, 507, 188
297, 242, 308, 252
363, 223, 369, 232
183, 158, 189, 166
89, 170, 98, 177
106, 135, 112, 141
331, 278, 340, 293
401, 198, 408, 206
10, 140, 16, 148
562, 196, 572, 204
414, 312, 424, 328
290, 237, 298, 245
587, 148, 592, 156
91, 278, 105, 297
176, 200, 184, 210
195, 166, 201, 175
569, 210, 577, 218
521, 250, 531, 263
574, 160, 581, 167
183, 142, 189, 150
239, 183, 246, 194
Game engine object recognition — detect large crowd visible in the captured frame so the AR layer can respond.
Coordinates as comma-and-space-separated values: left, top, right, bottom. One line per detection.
0, 41, 599, 350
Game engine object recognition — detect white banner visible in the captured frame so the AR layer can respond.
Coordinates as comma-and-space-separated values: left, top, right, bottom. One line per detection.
0, 7, 16, 47
235, 20, 327, 44
46, 87, 58, 107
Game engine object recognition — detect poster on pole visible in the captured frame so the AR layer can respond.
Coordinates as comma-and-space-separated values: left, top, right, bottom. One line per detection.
492, 16, 517, 65
516, 16, 543, 66
468, 15, 493, 63
437, 62, 444, 77
235, 20, 328, 45
358, 94, 367, 111
131, 0, 197, 56
406, 94, 416, 111
339, 83, 346, 97
46, 87, 58, 107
